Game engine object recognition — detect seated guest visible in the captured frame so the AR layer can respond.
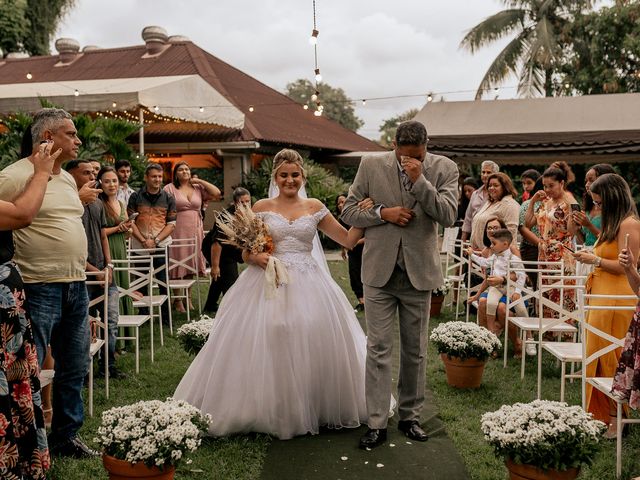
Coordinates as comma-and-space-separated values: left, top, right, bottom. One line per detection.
470, 172, 520, 252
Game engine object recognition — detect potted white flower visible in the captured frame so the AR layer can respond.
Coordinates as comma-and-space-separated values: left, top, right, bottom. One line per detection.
481, 400, 606, 480
430, 321, 501, 388
96, 398, 211, 479
430, 279, 452, 316
176, 316, 215, 355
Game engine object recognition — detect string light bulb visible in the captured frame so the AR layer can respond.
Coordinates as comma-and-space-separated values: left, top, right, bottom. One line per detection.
314, 68, 322, 82
303, 104, 309, 110
154, 105, 159, 112
26, 72, 32, 80
362, 99, 367, 106
248, 105, 254, 112
74, 89, 79, 96
112, 101, 117, 108
564, 82, 570, 89
199, 106, 204, 112
427, 93, 433, 102
311, 91, 319, 102
309, 29, 319, 45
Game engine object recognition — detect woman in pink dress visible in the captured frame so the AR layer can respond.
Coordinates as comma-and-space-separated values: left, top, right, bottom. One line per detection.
164, 162, 221, 311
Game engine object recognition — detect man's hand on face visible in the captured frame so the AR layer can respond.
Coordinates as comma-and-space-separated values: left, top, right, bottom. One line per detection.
400, 156, 423, 183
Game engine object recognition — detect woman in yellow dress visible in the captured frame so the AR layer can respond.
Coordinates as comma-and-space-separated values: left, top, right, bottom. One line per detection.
573, 173, 640, 437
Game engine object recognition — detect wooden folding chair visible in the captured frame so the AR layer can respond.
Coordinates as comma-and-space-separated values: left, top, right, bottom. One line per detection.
85, 269, 110, 416
113, 257, 153, 374
503, 259, 563, 372
128, 245, 173, 336
536, 273, 585, 400
168, 236, 202, 321
579, 289, 640, 479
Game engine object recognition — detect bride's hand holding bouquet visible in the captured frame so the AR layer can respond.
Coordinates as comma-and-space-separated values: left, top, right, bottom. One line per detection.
218, 203, 288, 298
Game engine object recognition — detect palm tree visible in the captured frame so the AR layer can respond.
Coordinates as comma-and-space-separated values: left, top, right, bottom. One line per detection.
460, 0, 594, 99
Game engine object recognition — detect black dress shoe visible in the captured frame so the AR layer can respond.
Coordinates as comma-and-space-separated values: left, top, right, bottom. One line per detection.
359, 428, 387, 449
397, 420, 429, 442
109, 367, 127, 379
51, 436, 100, 458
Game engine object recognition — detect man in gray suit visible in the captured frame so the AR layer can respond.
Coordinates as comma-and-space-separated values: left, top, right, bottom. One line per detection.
341, 121, 458, 449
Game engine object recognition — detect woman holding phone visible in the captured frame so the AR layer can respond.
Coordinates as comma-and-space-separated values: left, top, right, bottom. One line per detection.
97, 166, 134, 315
572, 173, 639, 437
573, 163, 616, 247
525, 164, 580, 317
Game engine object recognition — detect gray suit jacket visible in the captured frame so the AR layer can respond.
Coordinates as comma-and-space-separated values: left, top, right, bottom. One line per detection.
341, 150, 458, 291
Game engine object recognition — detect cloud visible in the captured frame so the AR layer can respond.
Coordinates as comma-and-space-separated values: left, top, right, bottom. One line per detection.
56, 0, 512, 138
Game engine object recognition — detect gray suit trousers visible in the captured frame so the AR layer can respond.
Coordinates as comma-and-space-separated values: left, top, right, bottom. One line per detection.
364, 266, 431, 429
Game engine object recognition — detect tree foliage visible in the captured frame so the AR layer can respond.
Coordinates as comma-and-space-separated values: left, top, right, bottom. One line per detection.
378, 108, 419, 147
559, 1, 640, 95
0, 0, 76, 57
0, 110, 146, 182
285, 79, 364, 132
460, 0, 595, 98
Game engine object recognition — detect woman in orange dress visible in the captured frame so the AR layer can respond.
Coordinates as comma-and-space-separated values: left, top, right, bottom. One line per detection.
573, 173, 639, 437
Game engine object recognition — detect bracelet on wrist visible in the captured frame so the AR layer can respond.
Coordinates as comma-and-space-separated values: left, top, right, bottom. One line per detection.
594, 256, 602, 267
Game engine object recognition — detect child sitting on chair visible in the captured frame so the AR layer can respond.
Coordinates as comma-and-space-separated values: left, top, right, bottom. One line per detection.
467, 228, 528, 330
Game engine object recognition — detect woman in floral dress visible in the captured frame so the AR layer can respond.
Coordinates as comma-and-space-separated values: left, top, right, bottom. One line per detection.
525, 165, 579, 318
0, 141, 58, 479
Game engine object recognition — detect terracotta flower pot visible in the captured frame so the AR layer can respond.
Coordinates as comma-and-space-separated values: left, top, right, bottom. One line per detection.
440, 353, 486, 388
430, 294, 445, 316
505, 459, 580, 480
103, 455, 176, 480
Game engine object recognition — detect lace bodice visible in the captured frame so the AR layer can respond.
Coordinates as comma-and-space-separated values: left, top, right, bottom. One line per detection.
258, 207, 329, 272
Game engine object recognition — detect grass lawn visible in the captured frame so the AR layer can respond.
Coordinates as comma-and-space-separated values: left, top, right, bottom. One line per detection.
49, 259, 639, 479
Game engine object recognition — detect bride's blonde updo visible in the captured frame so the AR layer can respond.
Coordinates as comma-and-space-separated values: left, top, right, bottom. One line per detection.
272, 149, 307, 180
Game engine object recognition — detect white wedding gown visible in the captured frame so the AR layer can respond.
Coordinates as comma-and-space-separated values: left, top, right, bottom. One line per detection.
174, 207, 368, 439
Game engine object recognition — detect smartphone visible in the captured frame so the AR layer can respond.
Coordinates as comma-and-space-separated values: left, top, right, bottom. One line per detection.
93, 180, 102, 191
625, 233, 630, 250
128, 212, 139, 221
570, 204, 581, 212
561, 243, 575, 253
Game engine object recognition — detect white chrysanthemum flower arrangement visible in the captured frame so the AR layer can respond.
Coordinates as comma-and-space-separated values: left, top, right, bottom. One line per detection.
176, 316, 214, 355
430, 321, 501, 361
481, 400, 606, 471
432, 279, 452, 297
95, 398, 211, 469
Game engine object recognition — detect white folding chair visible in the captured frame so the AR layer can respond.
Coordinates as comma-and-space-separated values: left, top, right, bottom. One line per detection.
85, 269, 110, 416
464, 252, 487, 323
579, 290, 640, 479
113, 257, 153, 374
128, 246, 173, 336
168, 236, 202, 321
536, 273, 585, 400
504, 259, 564, 371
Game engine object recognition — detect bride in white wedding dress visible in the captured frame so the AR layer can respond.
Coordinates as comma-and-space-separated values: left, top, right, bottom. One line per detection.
174, 149, 372, 440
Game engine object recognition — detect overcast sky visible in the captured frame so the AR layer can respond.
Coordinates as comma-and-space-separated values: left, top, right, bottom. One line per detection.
56, 0, 514, 139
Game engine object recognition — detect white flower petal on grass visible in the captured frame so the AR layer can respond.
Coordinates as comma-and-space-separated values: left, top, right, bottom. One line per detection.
340, 456, 348, 461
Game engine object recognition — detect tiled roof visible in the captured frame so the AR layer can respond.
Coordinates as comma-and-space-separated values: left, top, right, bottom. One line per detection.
0, 42, 380, 153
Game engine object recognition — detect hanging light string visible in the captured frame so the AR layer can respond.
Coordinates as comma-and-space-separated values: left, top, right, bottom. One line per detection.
310, 0, 323, 116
